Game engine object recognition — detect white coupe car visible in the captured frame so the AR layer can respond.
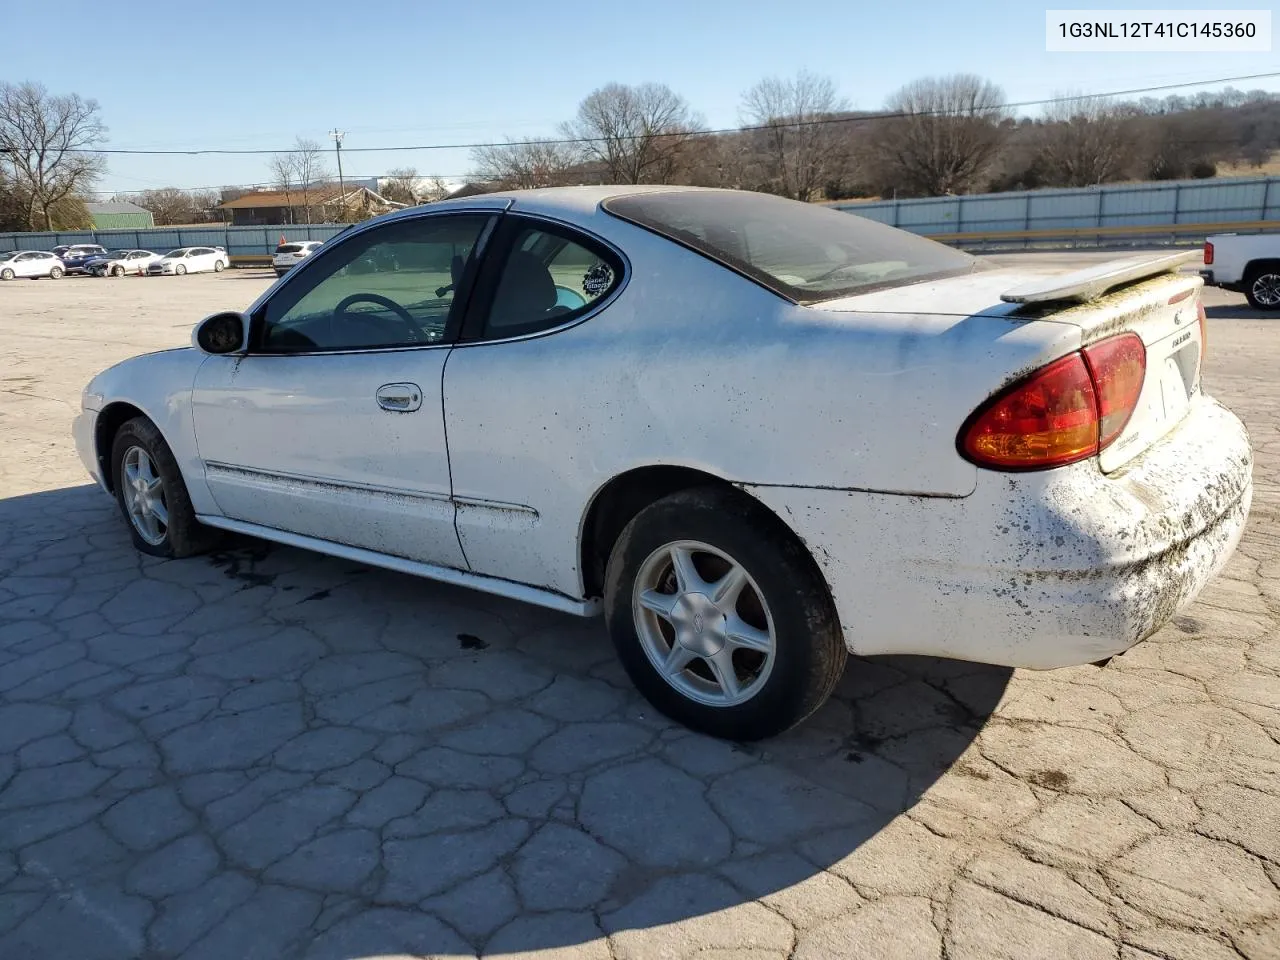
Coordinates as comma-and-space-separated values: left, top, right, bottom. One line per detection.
73, 187, 1253, 739
87, 249, 164, 277
0, 249, 65, 280
147, 246, 230, 276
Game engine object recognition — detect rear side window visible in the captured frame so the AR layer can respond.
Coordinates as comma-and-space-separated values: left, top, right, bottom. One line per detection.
603, 190, 980, 304
477, 222, 623, 340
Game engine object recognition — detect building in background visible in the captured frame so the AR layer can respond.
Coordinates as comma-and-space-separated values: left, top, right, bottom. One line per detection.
216, 184, 403, 226
86, 201, 155, 230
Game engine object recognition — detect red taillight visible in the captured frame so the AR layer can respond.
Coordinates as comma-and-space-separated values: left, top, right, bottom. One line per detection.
1203, 241, 1214, 265
961, 333, 1146, 470
1082, 333, 1146, 448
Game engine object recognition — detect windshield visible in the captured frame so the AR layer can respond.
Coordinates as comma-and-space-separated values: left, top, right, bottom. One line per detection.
0, 251, 18, 262
163, 249, 186, 258
106, 249, 130, 257
603, 190, 982, 304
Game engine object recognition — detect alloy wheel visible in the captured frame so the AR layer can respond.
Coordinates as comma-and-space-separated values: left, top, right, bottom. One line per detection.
631, 539, 776, 707
120, 446, 169, 546
1252, 272, 1280, 308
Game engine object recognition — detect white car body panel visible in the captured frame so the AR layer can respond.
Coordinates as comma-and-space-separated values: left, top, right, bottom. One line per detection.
0, 251, 62, 278
745, 396, 1251, 667
191, 350, 465, 570
1201, 232, 1279, 286
73, 186, 1253, 671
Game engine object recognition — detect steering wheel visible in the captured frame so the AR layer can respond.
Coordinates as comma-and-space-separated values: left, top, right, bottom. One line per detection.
332, 292, 425, 343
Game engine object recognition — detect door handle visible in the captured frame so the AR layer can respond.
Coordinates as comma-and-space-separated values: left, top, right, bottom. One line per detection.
376, 383, 423, 413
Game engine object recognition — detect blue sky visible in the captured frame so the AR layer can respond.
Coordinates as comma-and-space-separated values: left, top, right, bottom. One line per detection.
2, 0, 1276, 195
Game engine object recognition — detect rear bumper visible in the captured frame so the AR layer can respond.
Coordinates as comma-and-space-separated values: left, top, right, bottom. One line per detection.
1199, 270, 1245, 293
745, 395, 1252, 669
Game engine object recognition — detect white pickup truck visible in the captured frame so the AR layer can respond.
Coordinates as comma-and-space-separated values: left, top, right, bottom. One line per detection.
1199, 233, 1280, 311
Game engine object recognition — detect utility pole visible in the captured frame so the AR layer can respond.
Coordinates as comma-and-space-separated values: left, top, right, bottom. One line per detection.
330, 129, 346, 222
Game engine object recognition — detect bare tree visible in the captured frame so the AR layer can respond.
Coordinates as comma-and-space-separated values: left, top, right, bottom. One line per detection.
740, 72, 851, 200
0, 82, 106, 230
1035, 94, 1138, 186
423, 175, 451, 201
560, 83, 702, 184
136, 187, 221, 225
382, 166, 420, 204
873, 74, 1007, 196
292, 137, 330, 223
267, 152, 295, 224
470, 138, 581, 189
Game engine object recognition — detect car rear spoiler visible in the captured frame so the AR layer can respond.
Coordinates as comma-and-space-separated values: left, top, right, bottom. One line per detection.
1000, 251, 1198, 305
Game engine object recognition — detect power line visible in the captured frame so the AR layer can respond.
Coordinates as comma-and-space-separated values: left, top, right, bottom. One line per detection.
61, 72, 1280, 157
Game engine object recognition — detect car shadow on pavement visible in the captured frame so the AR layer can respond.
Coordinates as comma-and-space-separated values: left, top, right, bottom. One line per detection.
0, 484, 1011, 958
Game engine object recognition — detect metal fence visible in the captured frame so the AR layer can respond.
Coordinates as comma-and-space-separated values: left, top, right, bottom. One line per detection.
0, 223, 350, 259
832, 175, 1280, 249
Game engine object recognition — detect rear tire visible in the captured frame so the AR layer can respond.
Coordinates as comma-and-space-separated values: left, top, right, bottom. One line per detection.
1244, 266, 1280, 311
49, 266, 63, 279
604, 486, 846, 740
110, 417, 220, 559
214, 260, 225, 272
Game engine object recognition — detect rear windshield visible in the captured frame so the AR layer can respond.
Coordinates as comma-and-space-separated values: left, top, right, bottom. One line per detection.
276, 244, 304, 254
603, 190, 981, 304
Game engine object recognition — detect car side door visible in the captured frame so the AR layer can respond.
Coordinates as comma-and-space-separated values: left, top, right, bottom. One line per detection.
443, 215, 627, 595
191, 211, 498, 568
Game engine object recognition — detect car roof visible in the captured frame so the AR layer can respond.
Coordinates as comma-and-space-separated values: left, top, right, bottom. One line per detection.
418, 184, 705, 219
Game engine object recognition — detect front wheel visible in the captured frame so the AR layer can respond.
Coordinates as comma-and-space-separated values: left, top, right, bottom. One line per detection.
49, 266, 63, 279
110, 417, 220, 558
604, 487, 846, 740
1244, 266, 1280, 311
112, 265, 125, 277
0, 268, 13, 281
174, 264, 186, 276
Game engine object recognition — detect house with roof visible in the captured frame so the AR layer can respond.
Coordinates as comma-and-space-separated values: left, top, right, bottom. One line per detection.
86, 201, 155, 230
216, 183, 404, 226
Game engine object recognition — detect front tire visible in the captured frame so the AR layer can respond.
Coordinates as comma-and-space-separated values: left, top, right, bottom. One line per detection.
1244, 266, 1280, 311
112, 265, 125, 277
110, 417, 220, 558
49, 266, 63, 279
175, 264, 186, 276
0, 268, 12, 281
604, 487, 846, 740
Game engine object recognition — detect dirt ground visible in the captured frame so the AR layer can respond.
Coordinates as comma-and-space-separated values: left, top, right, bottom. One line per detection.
0, 259, 1277, 959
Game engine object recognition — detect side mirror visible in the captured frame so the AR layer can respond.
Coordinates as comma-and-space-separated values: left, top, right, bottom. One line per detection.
193, 311, 247, 354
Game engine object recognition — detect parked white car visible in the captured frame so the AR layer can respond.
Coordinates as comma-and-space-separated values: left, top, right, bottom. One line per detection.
147, 246, 230, 276
87, 249, 163, 277
73, 187, 1252, 739
0, 250, 64, 280
1200, 233, 1280, 310
273, 240, 323, 276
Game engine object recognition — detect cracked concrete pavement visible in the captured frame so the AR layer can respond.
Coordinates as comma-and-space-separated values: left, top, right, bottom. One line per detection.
0, 261, 1277, 959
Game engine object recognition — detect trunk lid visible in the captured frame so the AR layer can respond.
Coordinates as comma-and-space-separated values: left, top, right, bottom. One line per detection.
815, 251, 1205, 474
1012, 263, 1204, 473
